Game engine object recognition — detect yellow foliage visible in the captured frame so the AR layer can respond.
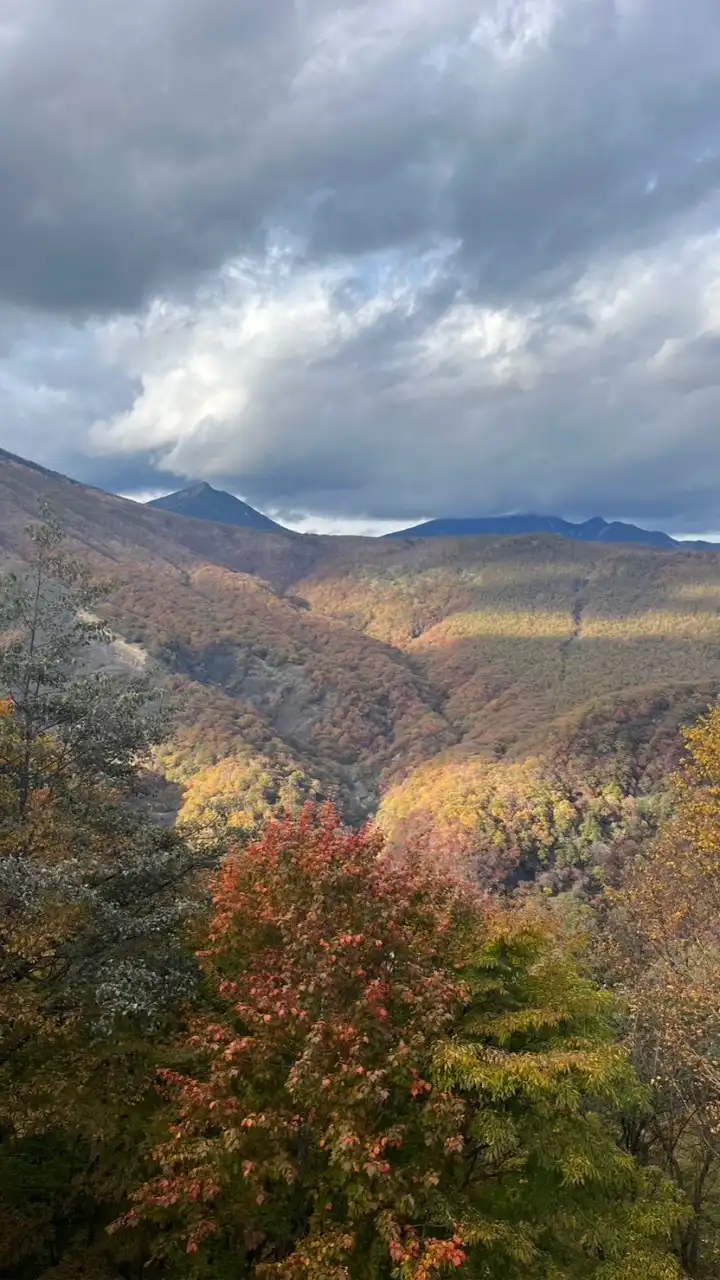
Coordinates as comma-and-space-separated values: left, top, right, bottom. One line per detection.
178, 752, 323, 834
88, 528, 720, 828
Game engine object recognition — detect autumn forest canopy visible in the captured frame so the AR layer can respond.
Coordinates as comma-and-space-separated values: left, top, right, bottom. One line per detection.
3, 473, 720, 1278
4, 0, 720, 1269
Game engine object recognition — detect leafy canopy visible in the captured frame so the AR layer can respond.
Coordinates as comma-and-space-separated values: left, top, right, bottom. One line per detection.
610, 703, 720, 1277
126, 805, 681, 1279
0, 514, 220, 1280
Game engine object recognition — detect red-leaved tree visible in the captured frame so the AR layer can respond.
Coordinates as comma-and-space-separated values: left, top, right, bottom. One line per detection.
120, 805, 680, 1279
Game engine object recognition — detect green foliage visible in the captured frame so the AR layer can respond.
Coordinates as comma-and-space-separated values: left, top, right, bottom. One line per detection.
0, 511, 167, 812
0, 504, 714, 1278
0, 513, 220, 1278
123, 806, 681, 1279
0, 512, 218, 1033
604, 703, 720, 1277
179, 751, 325, 836
379, 751, 670, 898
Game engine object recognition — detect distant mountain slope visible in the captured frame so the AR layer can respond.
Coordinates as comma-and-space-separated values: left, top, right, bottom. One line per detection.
147, 481, 287, 533
385, 513, 713, 551
0, 448, 321, 592
2, 445, 720, 849
296, 532, 720, 749
0, 449, 454, 820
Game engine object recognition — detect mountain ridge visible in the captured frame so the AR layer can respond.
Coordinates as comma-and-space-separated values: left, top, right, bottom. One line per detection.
385, 512, 715, 551
144, 480, 716, 551
1, 446, 720, 848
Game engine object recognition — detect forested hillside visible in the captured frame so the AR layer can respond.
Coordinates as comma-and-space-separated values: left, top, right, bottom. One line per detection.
1, 448, 719, 860
3, 455, 720, 1275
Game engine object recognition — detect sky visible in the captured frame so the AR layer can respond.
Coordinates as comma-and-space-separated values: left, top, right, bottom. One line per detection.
2, 0, 720, 535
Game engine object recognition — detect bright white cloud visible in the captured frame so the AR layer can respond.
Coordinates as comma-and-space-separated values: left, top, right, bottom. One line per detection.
86, 223, 720, 527
1, 0, 720, 528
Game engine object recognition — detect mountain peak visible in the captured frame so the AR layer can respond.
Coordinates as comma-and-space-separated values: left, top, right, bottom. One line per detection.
147, 482, 288, 534
181, 480, 214, 497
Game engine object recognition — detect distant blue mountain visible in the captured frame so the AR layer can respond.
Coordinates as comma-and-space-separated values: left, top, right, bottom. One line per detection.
385, 514, 714, 551
146, 484, 717, 552
147, 482, 287, 533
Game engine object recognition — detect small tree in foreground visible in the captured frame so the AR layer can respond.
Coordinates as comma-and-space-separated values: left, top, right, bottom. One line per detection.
123, 805, 681, 1278
0, 514, 220, 1279
0, 513, 218, 1045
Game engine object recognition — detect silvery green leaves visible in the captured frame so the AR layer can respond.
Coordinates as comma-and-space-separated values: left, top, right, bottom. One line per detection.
0, 511, 218, 1029
0, 820, 215, 1029
0, 510, 168, 809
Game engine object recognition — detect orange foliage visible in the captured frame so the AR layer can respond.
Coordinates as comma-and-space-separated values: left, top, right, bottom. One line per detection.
606, 703, 720, 1276
120, 807, 682, 1279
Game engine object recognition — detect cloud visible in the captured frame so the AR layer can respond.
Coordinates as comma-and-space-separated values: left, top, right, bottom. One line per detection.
87, 227, 720, 529
1, 0, 718, 314
1, 0, 720, 528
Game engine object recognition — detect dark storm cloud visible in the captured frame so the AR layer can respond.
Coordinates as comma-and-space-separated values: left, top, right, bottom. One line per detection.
64, 453, 186, 497
0, 0, 308, 312
2, 0, 719, 315
2, 0, 720, 530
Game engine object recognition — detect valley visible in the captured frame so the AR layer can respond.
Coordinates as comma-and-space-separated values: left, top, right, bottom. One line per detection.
1, 447, 719, 871
4, 447, 720, 1278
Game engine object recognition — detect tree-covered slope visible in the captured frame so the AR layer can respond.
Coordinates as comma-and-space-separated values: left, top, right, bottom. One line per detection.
1, 448, 720, 847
